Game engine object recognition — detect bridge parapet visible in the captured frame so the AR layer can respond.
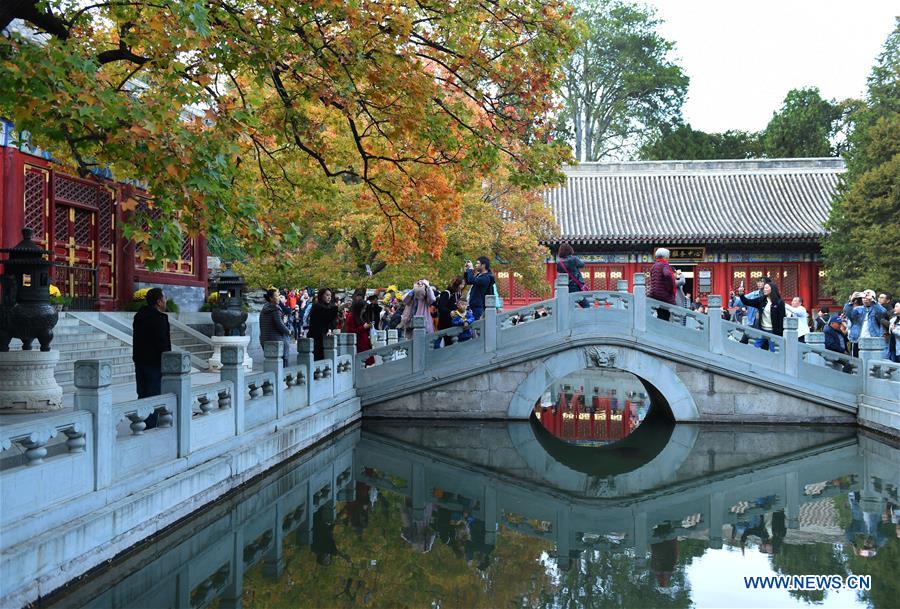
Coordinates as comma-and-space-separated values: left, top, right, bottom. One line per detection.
355, 274, 898, 427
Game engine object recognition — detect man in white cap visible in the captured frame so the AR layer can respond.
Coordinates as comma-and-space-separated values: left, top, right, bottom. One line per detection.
843, 289, 887, 357
647, 248, 676, 321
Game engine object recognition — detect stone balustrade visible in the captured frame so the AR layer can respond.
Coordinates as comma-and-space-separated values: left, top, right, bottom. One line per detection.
0, 336, 361, 607
353, 273, 898, 417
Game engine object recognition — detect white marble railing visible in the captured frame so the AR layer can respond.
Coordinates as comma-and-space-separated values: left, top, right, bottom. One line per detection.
0, 335, 359, 529
353, 274, 898, 412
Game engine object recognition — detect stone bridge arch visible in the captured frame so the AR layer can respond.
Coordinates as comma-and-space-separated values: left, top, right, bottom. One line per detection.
506, 345, 701, 422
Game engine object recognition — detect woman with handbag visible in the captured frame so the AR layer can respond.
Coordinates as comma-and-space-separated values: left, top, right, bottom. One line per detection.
557, 243, 588, 308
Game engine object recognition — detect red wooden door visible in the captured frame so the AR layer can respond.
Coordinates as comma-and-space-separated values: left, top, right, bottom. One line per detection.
23, 165, 50, 247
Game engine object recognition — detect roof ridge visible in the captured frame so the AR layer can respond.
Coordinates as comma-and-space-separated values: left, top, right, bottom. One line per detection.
563, 158, 845, 175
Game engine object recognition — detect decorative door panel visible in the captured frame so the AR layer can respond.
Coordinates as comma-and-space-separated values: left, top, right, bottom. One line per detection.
95, 187, 116, 300
53, 205, 96, 267
50, 173, 116, 306
23, 165, 50, 247
584, 265, 625, 291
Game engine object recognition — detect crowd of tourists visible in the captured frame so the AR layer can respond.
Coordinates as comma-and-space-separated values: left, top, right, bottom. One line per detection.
258, 256, 502, 367
641, 247, 900, 362
128, 246, 899, 422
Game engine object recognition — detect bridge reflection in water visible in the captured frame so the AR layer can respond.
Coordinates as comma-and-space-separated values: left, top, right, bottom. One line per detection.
44, 421, 899, 609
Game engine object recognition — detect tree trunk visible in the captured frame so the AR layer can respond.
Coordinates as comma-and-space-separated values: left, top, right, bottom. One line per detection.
573, 99, 582, 162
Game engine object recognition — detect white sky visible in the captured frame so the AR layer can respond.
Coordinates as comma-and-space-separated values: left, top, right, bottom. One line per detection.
641, 0, 898, 133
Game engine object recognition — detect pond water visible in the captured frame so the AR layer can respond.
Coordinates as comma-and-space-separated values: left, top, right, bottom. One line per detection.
40, 376, 899, 609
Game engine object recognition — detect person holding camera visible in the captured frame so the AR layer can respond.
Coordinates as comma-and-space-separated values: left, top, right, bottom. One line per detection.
464, 256, 495, 321
734, 280, 785, 352
842, 290, 887, 358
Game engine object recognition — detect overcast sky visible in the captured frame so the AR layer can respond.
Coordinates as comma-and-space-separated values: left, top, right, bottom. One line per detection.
640, 1, 897, 133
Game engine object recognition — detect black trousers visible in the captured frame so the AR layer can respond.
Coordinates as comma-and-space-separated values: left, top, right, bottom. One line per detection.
657, 308, 671, 322
135, 363, 162, 429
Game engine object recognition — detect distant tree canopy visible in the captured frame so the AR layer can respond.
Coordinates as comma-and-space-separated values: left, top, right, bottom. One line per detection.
557, 0, 688, 162
639, 124, 762, 160
822, 20, 900, 299
640, 87, 845, 161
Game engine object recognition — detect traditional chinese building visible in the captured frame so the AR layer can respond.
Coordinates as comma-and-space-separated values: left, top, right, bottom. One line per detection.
0, 136, 208, 311
497, 158, 843, 310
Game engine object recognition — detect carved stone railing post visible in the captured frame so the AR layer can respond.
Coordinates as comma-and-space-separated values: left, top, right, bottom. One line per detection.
783, 317, 799, 377
707, 295, 723, 355
616, 279, 629, 309
858, 336, 884, 396
74, 359, 113, 490
411, 317, 426, 374
161, 351, 192, 458
264, 341, 285, 419
632, 273, 647, 333
554, 274, 570, 333
323, 334, 338, 381
805, 333, 825, 365
483, 294, 498, 353
221, 345, 245, 435
342, 333, 357, 387
297, 338, 315, 406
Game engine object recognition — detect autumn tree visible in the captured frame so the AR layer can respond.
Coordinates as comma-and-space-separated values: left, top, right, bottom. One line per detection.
557, 0, 688, 161
0, 0, 575, 279
823, 21, 900, 298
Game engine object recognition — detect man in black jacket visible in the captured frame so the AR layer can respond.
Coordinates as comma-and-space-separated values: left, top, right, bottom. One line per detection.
133, 288, 172, 428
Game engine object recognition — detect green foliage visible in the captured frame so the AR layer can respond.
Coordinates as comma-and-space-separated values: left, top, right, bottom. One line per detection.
640, 123, 762, 160
49, 294, 73, 309
762, 87, 844, 158
823, 21, 900, 299
557, 0, 688, 161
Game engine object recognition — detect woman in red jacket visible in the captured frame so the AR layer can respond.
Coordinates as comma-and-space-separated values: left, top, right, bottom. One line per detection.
345, 300, 374, 365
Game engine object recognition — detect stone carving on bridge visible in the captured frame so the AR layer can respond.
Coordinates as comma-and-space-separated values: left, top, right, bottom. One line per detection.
585, 347, 617, 369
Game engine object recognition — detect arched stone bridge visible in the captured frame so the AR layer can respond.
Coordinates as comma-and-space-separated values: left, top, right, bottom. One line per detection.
356, 276, 899, 426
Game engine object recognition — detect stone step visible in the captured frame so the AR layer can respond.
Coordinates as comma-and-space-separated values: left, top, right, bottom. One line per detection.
55, 356, 134, 372
56, 364, 136, 385
52, 337, 126, 350
57, 347, 133, 362
53, 326, 107, 337
173, 342, 212, 351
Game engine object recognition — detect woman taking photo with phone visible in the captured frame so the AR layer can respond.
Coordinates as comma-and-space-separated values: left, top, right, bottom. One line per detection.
735, 281, 786, 352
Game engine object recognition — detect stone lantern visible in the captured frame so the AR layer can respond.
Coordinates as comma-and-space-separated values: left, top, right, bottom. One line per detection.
0, 227, 63, 411
207, 262, 252, 371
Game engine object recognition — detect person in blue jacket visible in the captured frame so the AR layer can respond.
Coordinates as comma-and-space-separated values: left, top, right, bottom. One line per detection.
464, 256, 495, 321
843, 290, 888, 357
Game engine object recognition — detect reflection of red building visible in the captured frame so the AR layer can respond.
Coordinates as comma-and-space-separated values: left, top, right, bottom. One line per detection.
1, 146, 207, 310
497, 159, 843, 310
535, 390, 645, 444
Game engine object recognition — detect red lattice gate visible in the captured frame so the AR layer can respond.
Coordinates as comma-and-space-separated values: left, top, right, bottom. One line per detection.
49, 173, 116, 308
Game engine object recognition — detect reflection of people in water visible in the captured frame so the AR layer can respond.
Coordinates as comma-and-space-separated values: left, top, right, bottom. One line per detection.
400, 501, 436, 552
340, 481, 372, 536
846, 492, 894, 557
312, 504, 349, 566
650, 538, 679, 588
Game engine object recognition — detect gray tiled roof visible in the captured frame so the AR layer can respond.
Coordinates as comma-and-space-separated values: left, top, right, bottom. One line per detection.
542, 158, 845, 245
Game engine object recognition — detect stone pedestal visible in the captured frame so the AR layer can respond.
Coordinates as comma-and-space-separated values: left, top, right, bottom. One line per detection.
208, 335, 253, 371
0, 349, 63, 412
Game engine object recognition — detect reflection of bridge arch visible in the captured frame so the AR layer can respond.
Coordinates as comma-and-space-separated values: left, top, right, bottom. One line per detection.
357, 428, 868, 560
507, 419, 699, 497
507, 346, 700, 421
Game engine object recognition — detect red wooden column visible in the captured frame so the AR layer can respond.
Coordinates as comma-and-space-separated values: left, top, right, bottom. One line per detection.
1, 149, 25, 249
116, 187, 136, 308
